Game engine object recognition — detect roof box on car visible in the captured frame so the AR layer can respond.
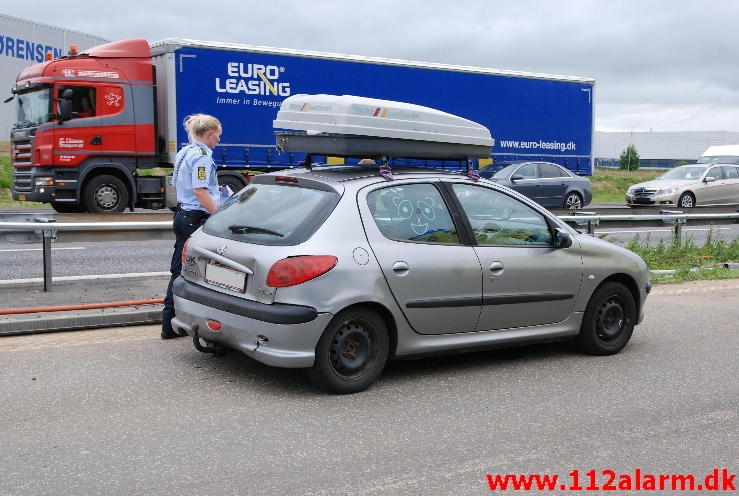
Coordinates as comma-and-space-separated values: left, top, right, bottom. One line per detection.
273, 94, 493, 160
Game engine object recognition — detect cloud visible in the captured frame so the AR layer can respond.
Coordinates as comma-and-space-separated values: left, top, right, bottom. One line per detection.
14, 0, 739, 131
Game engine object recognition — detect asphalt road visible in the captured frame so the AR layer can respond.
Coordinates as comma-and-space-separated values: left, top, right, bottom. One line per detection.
0, 280, 737, 495
0, 225, 737, 281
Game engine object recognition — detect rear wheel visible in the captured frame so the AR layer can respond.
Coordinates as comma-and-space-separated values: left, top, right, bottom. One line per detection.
678, 192, 695, 209
564, 192, 583, 210
83, 175, 129, 213
307, 308, 389, 394
575, 282, 636, 355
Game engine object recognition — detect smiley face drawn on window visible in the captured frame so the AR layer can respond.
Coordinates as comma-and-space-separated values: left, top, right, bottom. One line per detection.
393, 196, 436, 236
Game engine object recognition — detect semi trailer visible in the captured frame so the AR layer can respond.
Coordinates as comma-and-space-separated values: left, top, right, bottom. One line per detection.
7, 38, 594, 212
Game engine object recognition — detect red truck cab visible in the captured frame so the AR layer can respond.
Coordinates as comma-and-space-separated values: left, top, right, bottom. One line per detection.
10, 39, 160, 212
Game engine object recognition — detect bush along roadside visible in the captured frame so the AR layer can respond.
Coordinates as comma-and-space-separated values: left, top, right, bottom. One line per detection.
613, 230, 739, 284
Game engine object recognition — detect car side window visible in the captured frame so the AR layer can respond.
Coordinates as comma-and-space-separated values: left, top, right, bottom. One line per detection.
538, 163, 562, 178
707, 167, 723, 180
515, 163, 538, 179
451, 183, 552, 246
367, 183, 460, 244
722, 166, 738, 179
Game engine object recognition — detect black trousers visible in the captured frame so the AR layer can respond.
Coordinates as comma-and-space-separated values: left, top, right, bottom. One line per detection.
162, 209, 209, 336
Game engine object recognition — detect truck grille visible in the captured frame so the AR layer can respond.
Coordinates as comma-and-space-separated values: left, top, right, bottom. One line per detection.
12, 171, 33, 192
632, 187, 658, 197
11, 137, 33, 165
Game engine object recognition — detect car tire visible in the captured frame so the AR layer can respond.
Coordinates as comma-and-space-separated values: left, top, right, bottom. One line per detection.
51, 202, 85, 213
678, 192, 695, 209
83, 175, 129, 213
575, 282, 636, 356
307, 308, 389, 394
564, 192, 583, 210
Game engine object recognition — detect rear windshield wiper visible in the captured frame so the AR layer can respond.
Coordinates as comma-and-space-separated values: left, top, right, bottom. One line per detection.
228, 224, 284, 237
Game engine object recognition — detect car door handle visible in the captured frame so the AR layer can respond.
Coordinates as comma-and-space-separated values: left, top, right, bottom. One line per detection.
490, 260, 504, 276
392, 261, 410, 274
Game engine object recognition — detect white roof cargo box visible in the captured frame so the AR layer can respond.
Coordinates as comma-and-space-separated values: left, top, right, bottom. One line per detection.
273, 94, 493, 160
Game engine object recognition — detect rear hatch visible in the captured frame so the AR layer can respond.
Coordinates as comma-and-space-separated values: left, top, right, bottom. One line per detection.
181, 174, 342, 304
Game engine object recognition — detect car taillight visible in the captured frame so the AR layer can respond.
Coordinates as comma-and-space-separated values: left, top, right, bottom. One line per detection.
181, 238, 191, 265
266, 255, 338, 288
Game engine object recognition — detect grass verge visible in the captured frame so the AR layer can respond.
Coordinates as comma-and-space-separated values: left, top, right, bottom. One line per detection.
605, 230, 739, 284
590, 167, 663, 204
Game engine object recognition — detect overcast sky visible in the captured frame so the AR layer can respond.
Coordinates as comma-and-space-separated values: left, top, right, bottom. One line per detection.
14, 0, 739, 132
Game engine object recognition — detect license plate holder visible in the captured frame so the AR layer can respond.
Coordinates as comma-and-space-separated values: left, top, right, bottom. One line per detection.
204, 261, 246, 293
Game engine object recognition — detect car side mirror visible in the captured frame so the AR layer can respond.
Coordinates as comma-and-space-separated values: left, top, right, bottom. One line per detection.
554, 227, 572, 248
703, 176, 716, 183
510, 175, 523, 182
58, 89, 73, 123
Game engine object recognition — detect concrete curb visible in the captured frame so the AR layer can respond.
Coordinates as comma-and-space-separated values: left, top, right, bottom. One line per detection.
0, 308, 162, 336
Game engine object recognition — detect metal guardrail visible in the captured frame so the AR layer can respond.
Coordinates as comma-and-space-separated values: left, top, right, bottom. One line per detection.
0, 211, 737, 291
0, 219, 173, 291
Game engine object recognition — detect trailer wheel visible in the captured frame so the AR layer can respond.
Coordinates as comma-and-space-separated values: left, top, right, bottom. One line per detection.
83, 175, 129, 213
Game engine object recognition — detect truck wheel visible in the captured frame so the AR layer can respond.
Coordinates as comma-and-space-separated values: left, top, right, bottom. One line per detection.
306, 308, 389, 394
83, 175, 129, 213
51, 202, 86, 213
575, 282, 636, 356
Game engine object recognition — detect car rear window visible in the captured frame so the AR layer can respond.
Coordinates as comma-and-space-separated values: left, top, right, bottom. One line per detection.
203, 183, 340, 246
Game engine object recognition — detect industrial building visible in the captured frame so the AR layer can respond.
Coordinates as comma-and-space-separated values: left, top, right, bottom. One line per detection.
594, 130, 739, 168
0, 14, 108, 138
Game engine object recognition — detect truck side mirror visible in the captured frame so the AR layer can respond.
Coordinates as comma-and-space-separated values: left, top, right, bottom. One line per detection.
58, 89, 73, 123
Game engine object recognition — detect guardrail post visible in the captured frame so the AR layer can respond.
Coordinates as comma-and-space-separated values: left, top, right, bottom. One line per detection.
34, 218, 57, 292
572, 211, 600, 236
661, 210, 686, 244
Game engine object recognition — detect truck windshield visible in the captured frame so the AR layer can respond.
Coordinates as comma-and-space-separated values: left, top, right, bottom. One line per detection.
15, 88, 51, 127
697, 155, 739, 165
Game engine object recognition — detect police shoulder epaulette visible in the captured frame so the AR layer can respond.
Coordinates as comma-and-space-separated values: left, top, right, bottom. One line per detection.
199, 147, 207, 155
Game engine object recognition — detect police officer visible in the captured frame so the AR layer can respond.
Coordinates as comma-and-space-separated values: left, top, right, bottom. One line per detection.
162, 114, 229, 339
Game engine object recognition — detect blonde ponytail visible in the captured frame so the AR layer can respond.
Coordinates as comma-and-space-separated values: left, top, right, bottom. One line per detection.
183, 114, 222, 143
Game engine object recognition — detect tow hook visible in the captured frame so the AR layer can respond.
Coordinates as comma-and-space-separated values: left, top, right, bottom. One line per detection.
192, 324, 230, 358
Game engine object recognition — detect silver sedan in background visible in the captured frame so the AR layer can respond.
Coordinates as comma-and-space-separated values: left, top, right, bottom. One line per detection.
626, 164, 739, 208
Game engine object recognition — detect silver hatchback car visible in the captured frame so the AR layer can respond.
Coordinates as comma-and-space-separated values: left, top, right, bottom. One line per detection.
172, 166, 650, 394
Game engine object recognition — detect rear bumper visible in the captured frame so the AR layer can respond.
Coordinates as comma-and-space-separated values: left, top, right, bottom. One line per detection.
172, 277, 332, 368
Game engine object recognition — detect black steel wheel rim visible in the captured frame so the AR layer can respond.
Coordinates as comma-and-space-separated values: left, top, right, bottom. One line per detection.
329, 320, 377, 380
596, 296, 625, 341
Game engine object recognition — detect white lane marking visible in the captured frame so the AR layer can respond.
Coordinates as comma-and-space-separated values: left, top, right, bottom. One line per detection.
0, 247, 86, 252
599, 228, 734, 234
0, 272, 169, 285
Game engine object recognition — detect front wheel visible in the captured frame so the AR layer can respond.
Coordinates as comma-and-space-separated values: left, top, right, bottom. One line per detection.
564, 192, 583, 210
307, 308, 389, 394
83, 175, 129, 213
575, 282, 636, 355
678, 192, 695, 209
